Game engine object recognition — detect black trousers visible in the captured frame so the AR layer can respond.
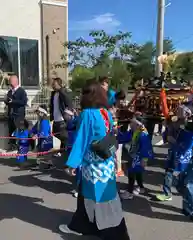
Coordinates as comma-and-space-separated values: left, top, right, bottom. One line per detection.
158, 123, 162, 133
145, 118, 163, 141
8, 117, 17, 145
53, 121, 68, 149
145, 121, 155, 141
68, 186, 130, 240
128, 172, 144, 193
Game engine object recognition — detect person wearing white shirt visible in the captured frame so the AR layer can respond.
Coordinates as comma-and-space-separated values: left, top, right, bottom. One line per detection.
50, 78, 73, 157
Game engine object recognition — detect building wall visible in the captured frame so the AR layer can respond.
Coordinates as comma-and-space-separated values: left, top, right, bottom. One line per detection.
0, 0, 42, 84
0, 0, 68, 110
41, 0, 68, 85
0, 0, 41, 39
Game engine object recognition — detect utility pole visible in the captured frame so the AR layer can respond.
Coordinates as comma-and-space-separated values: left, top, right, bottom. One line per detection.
155, 0, 165, 77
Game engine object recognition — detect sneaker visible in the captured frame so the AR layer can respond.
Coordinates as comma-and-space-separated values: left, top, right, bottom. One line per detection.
73, 192, 78, 198
59, 224, 82, 235
54, 152, 61, 157
155, 139, 164, 146
156, 194, 172, 201
133, 187, 140, 195
120, 191, 134, 200
155, 132, 161, 136
133, 187, 145, 195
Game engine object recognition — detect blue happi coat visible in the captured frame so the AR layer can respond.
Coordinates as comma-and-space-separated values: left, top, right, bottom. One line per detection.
12, 129, 30, 163
66, 109, 116, 203
167, 128, 193, 172
30, 119, 53, 152
117, 129, 153, 172
107, 89, 116, 107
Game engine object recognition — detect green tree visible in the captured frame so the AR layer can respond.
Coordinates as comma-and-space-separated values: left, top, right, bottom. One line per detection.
163, 38, 176, 54
130, 41, 155, 81
70, 65, 94, 90
110, 58, 133, 89
130, 38, 176, 83
60, 30, 136, 67
59, 30, 138, 89
172, 52, 193, 80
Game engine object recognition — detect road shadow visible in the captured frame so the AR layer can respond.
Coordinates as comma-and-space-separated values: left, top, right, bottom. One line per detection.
0, 157, 19, 167
117, 169, 164, 190
152, 152, 167, 168
0, 193, 72, 233
145, 169, 164, 186
61, 234, 99, 240
122, 195, 190, 223
9, 172, 75, 195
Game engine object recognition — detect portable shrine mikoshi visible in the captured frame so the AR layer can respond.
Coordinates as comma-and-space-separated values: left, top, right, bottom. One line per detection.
116, 86, 192, 126
134, 86, 192, 120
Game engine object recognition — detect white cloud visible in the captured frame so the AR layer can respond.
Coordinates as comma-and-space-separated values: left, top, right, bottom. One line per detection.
69, 13, 121, 32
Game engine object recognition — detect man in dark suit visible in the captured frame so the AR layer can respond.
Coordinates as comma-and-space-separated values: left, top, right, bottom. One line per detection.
50, 77, 73, 157
4, 75, 27, 151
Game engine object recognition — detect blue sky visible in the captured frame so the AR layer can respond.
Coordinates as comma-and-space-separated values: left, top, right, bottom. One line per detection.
68, 0, 193, 51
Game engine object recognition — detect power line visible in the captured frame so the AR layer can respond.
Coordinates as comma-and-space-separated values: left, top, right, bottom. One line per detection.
174, 33, 193, 47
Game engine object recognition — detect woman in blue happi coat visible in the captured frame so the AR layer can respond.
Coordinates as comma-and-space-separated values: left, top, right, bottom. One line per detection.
12, 118, 31, 168
118, 115, 153, 200
59, 81, 130, 240
30, 105, 53, 168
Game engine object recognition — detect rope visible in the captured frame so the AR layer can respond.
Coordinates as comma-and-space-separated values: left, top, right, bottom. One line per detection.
0, 134, 55, 140
2, 131, 70, 140
0, 148, 65, 157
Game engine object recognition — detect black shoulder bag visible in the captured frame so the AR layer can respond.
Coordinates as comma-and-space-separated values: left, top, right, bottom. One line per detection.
91, 109, 118, 160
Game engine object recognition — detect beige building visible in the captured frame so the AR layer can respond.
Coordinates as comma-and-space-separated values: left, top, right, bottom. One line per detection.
0, 0, 68, 99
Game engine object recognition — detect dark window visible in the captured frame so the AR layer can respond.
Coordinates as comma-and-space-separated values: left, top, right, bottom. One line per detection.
19, 39, 39, 87
0, 36, 18, 88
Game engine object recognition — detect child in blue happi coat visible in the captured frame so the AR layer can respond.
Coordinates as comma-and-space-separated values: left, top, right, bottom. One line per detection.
177, 104, 193, 218
12, 118, 31, 168
156, 107, 193, 201
30, 105, 53, 169
118, 116, 153, 200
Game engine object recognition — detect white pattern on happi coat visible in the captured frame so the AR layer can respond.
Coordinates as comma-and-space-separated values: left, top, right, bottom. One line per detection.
82, 150, 115, 184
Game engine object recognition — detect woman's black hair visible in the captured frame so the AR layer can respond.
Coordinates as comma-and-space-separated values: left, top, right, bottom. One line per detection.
80, 81, 109, 109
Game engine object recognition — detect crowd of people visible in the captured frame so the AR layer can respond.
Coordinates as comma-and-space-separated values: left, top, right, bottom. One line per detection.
3, 74, 193, 239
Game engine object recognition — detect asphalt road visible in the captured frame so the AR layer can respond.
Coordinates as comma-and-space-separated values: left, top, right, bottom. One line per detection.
0, 135, 192, 240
